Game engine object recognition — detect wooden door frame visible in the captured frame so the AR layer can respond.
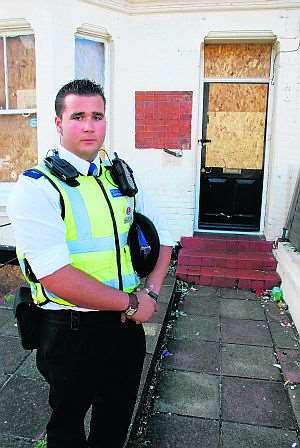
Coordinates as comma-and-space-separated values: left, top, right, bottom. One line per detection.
194, 41, 275, 235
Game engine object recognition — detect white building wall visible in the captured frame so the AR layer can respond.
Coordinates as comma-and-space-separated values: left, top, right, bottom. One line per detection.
1, 0, 300, 244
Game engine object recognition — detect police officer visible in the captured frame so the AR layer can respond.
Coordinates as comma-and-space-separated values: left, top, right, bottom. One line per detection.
8, 79, 173, 448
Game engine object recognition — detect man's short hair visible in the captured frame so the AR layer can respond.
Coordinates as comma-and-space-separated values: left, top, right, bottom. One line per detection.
55, 79, 106, 117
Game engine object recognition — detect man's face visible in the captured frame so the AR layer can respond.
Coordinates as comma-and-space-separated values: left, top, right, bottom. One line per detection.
55, 94, 106, 162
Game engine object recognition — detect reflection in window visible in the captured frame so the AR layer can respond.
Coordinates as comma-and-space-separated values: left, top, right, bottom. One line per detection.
75, 37, 105, 86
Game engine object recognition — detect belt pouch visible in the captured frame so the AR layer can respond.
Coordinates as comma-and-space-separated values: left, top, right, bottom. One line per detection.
13, 286, 41, 350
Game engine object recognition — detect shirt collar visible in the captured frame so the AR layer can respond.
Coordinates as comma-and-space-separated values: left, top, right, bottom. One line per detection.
55, 145, 101, 176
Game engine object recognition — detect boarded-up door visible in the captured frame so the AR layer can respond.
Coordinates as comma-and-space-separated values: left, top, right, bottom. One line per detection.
199, 43, 272, 231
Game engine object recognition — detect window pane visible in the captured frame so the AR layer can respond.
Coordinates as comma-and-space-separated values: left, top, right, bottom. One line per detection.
7, 35, 36, 109
204, 43, 272, 78
0, 114, 37, 181
0, 38, 5, 109
75, 37, 105, 86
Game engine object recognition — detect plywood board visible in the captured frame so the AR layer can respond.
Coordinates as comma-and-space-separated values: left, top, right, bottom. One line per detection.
205, 111, 266, 170
0, 38, 5, 109
208, 83, 268, 112
7, 35, 36, 109
0, 114, 37, 181
204, 43, 272, 78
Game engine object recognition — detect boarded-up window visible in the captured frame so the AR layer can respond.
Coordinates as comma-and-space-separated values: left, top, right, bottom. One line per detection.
0, 114, 37, 181
0, 33, 37, 182
75, 37, 105, 86
205, 83, 268, 170
7, 35, 36, 109
204, 43, 272, 79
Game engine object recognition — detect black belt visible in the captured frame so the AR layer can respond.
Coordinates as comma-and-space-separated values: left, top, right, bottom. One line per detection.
39, 309, 126, 329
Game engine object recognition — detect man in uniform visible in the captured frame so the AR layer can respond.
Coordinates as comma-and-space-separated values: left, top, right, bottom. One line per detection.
8, 79, 173, 448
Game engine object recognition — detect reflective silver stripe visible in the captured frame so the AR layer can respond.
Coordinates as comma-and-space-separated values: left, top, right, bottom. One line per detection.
104, 272, 139, 290
59, 183, 92, 241
67, 232, 128, 254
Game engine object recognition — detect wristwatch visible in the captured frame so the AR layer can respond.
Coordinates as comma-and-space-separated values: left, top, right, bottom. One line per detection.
125, 293, 139, 317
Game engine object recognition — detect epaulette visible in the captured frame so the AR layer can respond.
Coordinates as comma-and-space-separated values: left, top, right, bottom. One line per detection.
23, 169, 44, 179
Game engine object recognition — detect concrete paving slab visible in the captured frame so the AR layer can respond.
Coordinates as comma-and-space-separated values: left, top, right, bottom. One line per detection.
222, 421, 299, 448
0, 318, 19, 337
219, 288, 257, 300
0, 435, 32, 448
16, 350, 44, 381
269, 321, 300, 349
220, 299, 266, 321
222, 376, 296, 429
164, 339, 220, 375
158, 285, 175, 304
154, 370, 220, 419
143, 322, 162, 355
0, 336, 29, 375
186, 286, 219, 298
277, 349, 300, 384
221, 318, 272, 346
222, 344, 281, 380
163, 274, 176, 285
0, 373, 9, 389
0, 308, 13, 329
171, 316, 220, 342
149, 302, 168, 324
146, 414, 219, 448
288, 386, 300, 428
179, 296, 220, 317
263, 300, 291, 325
0, 375, 50, 439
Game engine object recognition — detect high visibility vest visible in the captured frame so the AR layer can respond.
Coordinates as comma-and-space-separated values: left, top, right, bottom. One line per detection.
17, 163, 140, 307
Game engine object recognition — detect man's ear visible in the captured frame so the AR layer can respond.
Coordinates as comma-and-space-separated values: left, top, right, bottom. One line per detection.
55, 116, 63, 135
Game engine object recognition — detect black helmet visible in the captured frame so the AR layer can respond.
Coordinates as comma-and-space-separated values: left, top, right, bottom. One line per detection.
127, 212, 160, 278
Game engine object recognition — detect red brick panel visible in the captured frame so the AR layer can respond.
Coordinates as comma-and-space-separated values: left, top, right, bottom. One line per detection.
135, 91, 192, 149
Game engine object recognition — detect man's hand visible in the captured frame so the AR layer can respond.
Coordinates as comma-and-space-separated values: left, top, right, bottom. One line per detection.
127, 289, 157, 323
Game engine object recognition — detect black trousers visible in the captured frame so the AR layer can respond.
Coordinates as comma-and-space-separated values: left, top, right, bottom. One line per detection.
36, 309, 146, 448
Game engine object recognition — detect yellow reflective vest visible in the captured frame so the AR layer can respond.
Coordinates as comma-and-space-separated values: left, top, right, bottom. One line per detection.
18, 163, 140, 307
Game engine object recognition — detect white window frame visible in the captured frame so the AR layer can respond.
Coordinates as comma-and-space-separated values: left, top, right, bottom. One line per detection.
0, 31, 36, 116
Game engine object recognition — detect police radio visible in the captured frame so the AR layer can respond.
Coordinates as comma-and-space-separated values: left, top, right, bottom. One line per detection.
110, 152, 138, 197
44, 153, 80, 187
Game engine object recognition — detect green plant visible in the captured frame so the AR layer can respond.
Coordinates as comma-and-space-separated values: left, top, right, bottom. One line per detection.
33, 436, 47, 448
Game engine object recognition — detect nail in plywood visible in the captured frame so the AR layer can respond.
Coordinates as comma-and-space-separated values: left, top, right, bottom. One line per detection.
204, 43, 272, 78
0, 114, 37, 181
0, 38, 5, 109
205, 83, 268, 170
7, 35, 36, 109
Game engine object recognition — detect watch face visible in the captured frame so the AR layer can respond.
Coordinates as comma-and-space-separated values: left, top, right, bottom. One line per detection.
125, 306, 136, 316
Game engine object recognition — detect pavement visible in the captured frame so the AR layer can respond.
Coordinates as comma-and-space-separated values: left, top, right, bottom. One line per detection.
0, 274, 176, 448
137, 285, 300, 448
1, 278, 300, 447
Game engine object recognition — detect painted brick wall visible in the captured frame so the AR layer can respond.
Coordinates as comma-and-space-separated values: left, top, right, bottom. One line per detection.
1, 1, 300, 244
135, 91, 192, 149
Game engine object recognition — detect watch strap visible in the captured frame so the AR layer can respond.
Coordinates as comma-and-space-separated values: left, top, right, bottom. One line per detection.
125, 293, 139, 316
148, 291, 159, 302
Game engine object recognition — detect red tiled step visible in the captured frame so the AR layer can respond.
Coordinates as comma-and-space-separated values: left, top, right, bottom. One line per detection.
176, 265, 281, 290
180, 236, 273, 252
178, 248, 277, 271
